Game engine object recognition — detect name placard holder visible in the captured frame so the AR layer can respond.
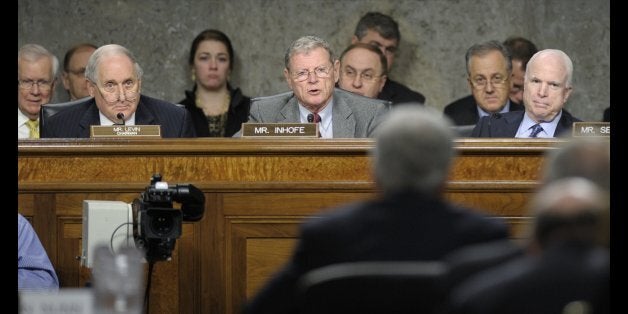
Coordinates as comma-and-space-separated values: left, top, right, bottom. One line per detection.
241, 123, 319, 138
90, 125, 162, 138
572, 122, 610, 137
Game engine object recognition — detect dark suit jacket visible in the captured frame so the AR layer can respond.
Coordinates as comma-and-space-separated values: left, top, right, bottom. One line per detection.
378, 78, 426, 105
178, 84, 250, 137
470, 109, 581, 138
41, 94, 196, 138
244, 191, 509, 314
443, 94, 524, 126
448, 243, 609, 314
247, 88, 390, 138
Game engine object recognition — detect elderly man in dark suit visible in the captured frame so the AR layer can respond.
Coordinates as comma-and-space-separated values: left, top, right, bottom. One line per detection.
243, 105, 509, 314
471, 49, 581, 138
246, 36, 389, 138
41, 44, 195, 138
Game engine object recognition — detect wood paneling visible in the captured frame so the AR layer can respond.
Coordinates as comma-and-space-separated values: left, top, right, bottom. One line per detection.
18, 138, 562, 313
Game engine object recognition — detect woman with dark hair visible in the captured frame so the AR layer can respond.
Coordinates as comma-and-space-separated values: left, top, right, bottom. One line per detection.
179, 29, 250, 137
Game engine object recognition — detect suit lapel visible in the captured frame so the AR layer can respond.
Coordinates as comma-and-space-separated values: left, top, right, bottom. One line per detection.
279, 96, 300, 122
135, 97, 156, 125
78, 100, 101, 138
331, 90, 356, 138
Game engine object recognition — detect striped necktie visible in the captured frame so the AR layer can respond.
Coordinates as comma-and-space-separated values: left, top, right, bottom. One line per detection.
529, 123, 544, 138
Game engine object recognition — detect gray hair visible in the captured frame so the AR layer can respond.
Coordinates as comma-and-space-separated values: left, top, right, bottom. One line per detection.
542, 138, 610, 191
18, 43, 60, 79
525, 49, 574, 87
85, 44, 144, 85
372, 104, 455, 195
284, 36, 335, 70
465, 40, 512, 76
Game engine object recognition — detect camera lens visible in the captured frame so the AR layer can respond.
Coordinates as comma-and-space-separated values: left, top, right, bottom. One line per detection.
151, 213, 174, 236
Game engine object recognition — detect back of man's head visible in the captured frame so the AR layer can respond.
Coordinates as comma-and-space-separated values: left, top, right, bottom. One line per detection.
372, 104, 455, 195
354, 12, 400, 41
530, 177, 609, 250
542, 138, 610, 191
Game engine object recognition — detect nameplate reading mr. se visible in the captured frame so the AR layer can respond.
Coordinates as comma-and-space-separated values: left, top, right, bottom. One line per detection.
572, 122, 610, 137
241, 123, 319, 138
90, 125, 162, 138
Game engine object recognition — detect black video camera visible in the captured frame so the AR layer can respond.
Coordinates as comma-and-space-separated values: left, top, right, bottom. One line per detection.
132, 174, 205, 263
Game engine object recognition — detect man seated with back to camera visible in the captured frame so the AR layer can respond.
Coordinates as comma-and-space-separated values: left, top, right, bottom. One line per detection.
244, 35, 389, 138
41, 44, 195, 138
243, 105, 508, 314
471, 49, 581, 138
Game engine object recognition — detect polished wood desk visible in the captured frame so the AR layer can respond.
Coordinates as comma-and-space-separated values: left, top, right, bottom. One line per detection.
18, 138, 562, 313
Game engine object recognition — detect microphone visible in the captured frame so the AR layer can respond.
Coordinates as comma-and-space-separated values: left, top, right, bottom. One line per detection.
116, 112, 125, 125
307, 114, 314, 123
487, 113, 501, 137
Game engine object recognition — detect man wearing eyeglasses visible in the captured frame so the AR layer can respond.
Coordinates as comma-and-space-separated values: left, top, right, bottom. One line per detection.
444, 41, 523, 128
444, 38, 537, 127
18, 44, 58, 139
337, 43, 388, 99
61, 43, 97, 101
246, 36, 389, 138
471, 49, 581, 138
40, 44, 195, 138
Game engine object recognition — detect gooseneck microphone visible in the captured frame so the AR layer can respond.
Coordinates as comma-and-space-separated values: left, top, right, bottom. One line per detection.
116, 112, 125, 125
307, 114, 314, 123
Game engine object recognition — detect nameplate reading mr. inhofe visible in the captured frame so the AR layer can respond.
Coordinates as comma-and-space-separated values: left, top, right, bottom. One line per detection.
90, 125, 162, 138
241, 123, 318, 137
572, 122, 610, 137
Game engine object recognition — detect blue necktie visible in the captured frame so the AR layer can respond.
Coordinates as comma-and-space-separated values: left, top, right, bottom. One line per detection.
529, 124, 544, 138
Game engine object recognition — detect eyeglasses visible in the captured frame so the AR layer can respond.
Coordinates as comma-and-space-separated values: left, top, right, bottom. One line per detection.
96, 79, 139, 103
341, 68, 382, 82
291, 65, 332, 82
18, 79, 53, 92
470, 75, 508, 90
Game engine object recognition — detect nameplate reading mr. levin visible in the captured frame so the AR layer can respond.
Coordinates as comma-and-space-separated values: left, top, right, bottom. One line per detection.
241, 123, 318, 138
572, 122, 610, 137
90, 125, 162, 138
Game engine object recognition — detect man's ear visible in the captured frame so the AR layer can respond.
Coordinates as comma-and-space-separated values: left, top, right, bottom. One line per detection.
351, 35, 359, 44
283, 68, 293, 89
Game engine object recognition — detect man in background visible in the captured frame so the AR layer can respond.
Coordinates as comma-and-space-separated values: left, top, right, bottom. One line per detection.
444, 40, 521, 126
444, 37, 536, 126
337, 42, 387, 99
18, 44, 58, 139
62, 43, 97, 100
352, 12, 426, 105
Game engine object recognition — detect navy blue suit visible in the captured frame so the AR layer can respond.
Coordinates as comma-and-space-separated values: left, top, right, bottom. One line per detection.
244, 191, 509, 314
443, 94, 525, 126
471, 110, 580, 138
41, 94, 196, 138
